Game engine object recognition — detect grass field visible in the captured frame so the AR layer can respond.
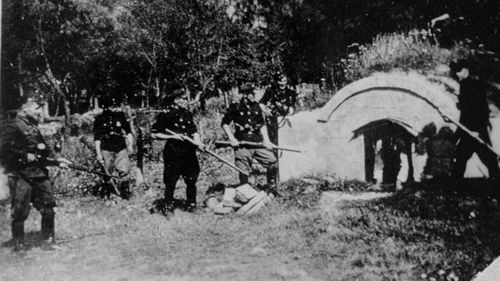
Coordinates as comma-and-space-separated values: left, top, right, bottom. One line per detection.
1, 152, 499, 281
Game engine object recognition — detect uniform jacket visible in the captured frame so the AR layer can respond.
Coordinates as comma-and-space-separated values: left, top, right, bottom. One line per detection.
260, 86, 297, 116
0, 115, 53, 177
151, 105, 198, 153
221, 97, 265, 142
94, 109, 131, 152
457, 77, 490, 131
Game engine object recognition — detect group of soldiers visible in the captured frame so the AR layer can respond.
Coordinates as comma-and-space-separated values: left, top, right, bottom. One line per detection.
0, 73, 298, 252
2, 58, 500, 254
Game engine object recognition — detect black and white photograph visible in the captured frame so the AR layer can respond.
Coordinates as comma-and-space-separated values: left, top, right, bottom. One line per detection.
1, 1, 500, 280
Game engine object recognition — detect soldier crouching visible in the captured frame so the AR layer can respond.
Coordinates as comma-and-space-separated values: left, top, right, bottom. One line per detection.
222, 82, 278, 190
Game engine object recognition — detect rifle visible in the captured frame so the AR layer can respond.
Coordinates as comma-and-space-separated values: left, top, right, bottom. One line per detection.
135, 126, 145, 173
78, 136, 122, 196
437, 109, 500, 159
45, 157, 120, 179
157, 128, 249, 176
214, 140, 302, 153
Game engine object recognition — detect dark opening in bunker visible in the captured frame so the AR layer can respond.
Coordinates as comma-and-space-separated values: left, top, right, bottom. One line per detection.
352, 119, 417, 184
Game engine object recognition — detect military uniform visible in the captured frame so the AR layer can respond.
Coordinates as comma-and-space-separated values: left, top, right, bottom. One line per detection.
260, 86, 297, 144
0, 115, 56, 248
424, 127, 456, 180
93, 109, 132, 197
151, 104, 200, 209
222, 97, 277, 185
451, 75, 500, 181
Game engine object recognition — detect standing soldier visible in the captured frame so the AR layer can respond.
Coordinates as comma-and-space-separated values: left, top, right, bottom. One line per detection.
259, 74, 297, 184
259, 73, 297, 145
151, 89, 205, 214
0, 100, 71, 252
449, 59, 500, 184
222, 82, 278, 190
93, 95, 134, 199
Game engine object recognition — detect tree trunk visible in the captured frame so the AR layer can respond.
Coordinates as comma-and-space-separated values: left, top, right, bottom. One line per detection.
17, 55, 24, 99
155, 77, 160, 108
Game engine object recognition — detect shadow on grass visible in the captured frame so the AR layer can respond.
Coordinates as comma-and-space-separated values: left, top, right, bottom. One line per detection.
1, 230, 46, 249
339, 178, 500, 280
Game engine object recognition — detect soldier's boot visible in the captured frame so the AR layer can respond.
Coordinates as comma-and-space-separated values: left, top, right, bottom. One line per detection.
184, 201, 197, 213
12, 221, 29, 253
185, 180, 197, 213
266, 165, 281, 197
41, 216, 60, 251
119, 179, 131, 200
162, 199, 175, 216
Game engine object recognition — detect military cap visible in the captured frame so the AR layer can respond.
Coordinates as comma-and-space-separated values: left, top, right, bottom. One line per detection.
239, 82, 255, 94
161, 88, 188, 106
449, 59, 472, 74
24, 97, 45, 108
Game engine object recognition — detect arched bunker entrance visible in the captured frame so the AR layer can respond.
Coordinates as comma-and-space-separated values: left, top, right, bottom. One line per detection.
352, 118, 417, 183
277, 72, 494, 181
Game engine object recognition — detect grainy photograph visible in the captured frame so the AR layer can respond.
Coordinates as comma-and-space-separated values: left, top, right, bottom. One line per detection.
1, 1, 500, 280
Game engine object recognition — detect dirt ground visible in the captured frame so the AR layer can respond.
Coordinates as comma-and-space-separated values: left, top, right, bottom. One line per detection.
0, 155, 323, 281
1, 139, 498, 280
0, 190, 343, 281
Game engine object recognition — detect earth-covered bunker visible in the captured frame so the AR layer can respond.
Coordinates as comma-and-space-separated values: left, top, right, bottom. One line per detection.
279, 72, 500, 181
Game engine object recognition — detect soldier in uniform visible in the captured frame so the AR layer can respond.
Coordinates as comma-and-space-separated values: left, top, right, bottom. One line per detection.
449, 59, 500, 183
93, 95, 134, 199
259, 74, 297, 145
222, 82, 278, 189
0, 100, 71, 252
151, 89, 205, 213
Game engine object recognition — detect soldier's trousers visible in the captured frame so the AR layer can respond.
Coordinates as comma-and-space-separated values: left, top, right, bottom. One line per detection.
163, 149, 200, 205
102, 149, 131, 197
266, 115, 279, 146
452, 131, 500, 180
235, 147, 277, 186
9, 174, 56, 241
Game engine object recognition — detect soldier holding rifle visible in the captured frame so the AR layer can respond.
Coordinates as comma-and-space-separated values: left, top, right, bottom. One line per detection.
221, 82, 278, 190
259, 73, 297, 145
151, 89, 205, 213
449, 59, 500, 184
0, 100, 72, 252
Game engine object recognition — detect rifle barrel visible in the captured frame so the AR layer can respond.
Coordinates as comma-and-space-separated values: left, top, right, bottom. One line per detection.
439, 110, 500, 158
215, 141, 302, 153
46, 158, 120, 179
163, 129, 249, 175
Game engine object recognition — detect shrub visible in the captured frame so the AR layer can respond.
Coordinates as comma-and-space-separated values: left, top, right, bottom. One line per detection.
342, 30, 469, 83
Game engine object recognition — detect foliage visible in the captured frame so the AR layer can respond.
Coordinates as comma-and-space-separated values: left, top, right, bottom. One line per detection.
343, 30, 450, 82
341, 30, 469, 83
3, 0, 500, 114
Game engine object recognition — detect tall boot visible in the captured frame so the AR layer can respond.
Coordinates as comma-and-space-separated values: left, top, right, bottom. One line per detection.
41, 216, 55, 240
266, 165, 279, 196
41, 216, 58, 250
11, 221, 28, 252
